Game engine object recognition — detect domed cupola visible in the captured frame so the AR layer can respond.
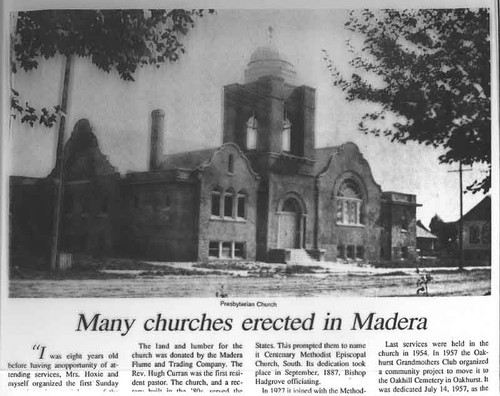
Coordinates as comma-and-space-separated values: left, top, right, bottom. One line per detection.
244, 29, 296, 84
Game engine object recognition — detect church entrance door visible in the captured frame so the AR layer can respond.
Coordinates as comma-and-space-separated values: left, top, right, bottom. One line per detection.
278, 197, 301, 249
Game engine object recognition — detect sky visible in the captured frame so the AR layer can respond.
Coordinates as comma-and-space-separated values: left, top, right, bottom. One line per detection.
8, 9, 491, 227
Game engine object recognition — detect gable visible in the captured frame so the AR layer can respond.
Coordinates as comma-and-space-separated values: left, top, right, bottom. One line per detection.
462, 196, 490, 222
317, 142, 382, 195
49, 119, 117, 181
197, 143, 259, 181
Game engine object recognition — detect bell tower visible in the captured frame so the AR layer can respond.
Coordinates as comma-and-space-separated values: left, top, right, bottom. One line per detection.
222, 41, 316, 176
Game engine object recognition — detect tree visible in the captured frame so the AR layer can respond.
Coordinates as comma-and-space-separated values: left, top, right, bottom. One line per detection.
324, 9, 490, 193
11, 9, 213, 126
11, 9, 213, 271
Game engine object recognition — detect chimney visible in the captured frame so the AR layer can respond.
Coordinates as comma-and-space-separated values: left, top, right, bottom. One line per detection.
149, 109, 165, 170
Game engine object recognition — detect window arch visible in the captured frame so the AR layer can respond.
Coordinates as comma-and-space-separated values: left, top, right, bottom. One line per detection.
228, 154, 234, 174
282, 197, 299, 213
237, 190, 246, 219
282, 117, 291, 152
246, 116, 258, 150
224, 189, 235, 218
211, 188, 222, 216
336, 179, 363, 225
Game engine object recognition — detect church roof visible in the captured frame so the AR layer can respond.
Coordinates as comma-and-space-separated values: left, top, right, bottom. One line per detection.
160, 147, 219, 170
244, 44, 296, 84
249, 45, 287, 63
312, 146, 342, 175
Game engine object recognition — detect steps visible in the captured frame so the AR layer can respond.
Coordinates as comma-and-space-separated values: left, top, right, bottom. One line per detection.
286, 249, 315, 264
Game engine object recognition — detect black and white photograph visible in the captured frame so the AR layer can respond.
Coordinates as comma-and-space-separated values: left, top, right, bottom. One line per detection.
7, 7, 492, 298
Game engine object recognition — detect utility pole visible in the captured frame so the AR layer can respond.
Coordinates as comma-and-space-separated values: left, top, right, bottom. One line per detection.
49, 55, 72, 273
448, 161, 472, 270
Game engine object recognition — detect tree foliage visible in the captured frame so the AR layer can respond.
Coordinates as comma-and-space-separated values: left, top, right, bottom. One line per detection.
11, 9, 213, 127
324, 9, 490, 193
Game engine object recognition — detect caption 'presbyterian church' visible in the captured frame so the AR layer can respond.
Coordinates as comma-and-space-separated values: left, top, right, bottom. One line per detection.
10, 44, 419, 264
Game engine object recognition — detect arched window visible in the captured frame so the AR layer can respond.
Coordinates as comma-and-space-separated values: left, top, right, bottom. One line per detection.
282, 197, 299, 212
282, 117, 291, 152
224, 189, 235, 218
211, 188, 222, 216
246, 116, 258, 150
228, 154, 234, 174
336, 179, 363, 225
237, 191, 246, 219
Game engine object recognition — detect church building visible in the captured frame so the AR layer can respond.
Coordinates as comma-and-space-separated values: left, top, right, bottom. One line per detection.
10, 44, 420, 264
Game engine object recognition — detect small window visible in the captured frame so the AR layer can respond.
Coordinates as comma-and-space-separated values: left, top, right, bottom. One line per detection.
401, 246, 409, 259
246, 116, 258, 150
221, 242, 232, 258
208, 241, 245, 259
337, 245, 345, 259
346, 245, 355, 259
282, 117, 291, 152
224, 192, 234, 217
228, 154, 234, 174
133, 195, 140, 209
237, 193, 245, 218
401, 214, 409, 231
234, 243, 245, 259
481, 224, 490, 244
356, 246, 364, 260
469, 225, 480, 244
209, 242, 219, 257
211, 190, 221, 216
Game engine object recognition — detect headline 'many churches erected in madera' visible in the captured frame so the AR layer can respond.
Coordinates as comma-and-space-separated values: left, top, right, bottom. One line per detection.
10, 43, 420, 264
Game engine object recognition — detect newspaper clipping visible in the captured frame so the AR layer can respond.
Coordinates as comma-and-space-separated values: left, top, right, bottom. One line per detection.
1, 0, 499, 395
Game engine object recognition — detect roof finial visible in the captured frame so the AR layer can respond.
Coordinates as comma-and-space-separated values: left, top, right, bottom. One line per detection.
267, 26, 274, 45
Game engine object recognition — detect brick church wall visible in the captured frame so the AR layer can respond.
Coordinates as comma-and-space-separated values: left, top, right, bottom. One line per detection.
317, 143, 383, 262
123, 180, 199, 261
197, 144, 259, 262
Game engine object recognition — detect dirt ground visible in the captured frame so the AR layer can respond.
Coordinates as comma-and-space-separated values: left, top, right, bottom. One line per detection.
9, 260, 491, 298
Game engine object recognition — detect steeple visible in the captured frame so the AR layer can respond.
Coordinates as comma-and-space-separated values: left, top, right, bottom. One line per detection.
223, 36, 316, 176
